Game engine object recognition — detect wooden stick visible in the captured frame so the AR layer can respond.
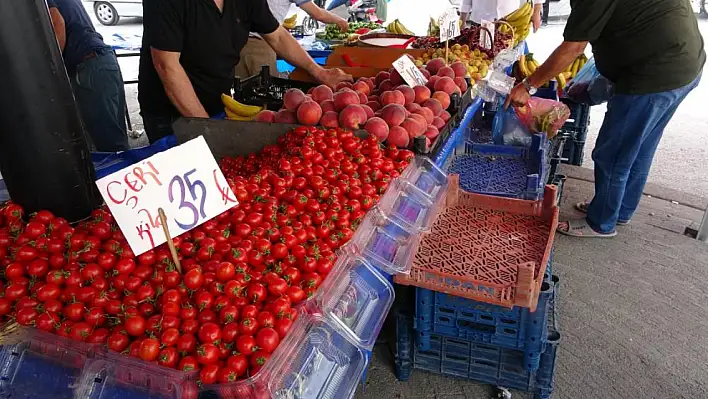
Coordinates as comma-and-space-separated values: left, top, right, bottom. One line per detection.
158, 207, 182, 274
445, 40, 449, 65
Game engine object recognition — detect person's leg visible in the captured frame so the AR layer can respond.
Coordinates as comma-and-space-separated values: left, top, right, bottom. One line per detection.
584, 92, 669, 233
72, 50, 130, 152
142, 114, 178, 144
542, 1, 549, 24
618, 74, 702, 221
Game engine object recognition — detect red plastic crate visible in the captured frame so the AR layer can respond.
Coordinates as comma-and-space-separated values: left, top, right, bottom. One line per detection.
395, 175, 558, 311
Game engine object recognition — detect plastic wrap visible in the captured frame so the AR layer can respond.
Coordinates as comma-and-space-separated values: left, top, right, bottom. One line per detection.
492, 97, 570, 146
564, 57, 614, 105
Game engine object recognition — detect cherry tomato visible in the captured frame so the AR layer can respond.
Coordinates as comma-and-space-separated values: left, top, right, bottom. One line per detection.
139, 338, 160, 361
256, 328, 280, 353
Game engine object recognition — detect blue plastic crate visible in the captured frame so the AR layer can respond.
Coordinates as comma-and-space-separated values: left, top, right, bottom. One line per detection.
559, 98, 590, 140
394, 280, 560, 399
91, 135, 177, 179
446, 133, 547, 200
414, 265, 554, 372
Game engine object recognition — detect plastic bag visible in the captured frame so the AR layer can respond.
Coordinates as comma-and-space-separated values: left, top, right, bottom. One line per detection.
565, 57, 614, 105
492, 96, 570, 146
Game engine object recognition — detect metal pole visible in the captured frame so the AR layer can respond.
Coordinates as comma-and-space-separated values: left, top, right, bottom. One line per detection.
0, 0, 100, 222
697, 205, 708, 242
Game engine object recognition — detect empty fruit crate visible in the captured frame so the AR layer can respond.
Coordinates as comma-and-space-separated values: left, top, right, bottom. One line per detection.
414, 276, 555, 371
446, 134, 547, 200
394, 175, 559, 311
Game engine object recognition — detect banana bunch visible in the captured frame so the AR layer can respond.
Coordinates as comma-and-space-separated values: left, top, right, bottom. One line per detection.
501, 2, 532, 47
221, 94, 262, 121
517, 53, 539, 78
283, 14, 297, 30
387, 19, 415, 35
565, 54, 588, 80
427, 17, 440, 37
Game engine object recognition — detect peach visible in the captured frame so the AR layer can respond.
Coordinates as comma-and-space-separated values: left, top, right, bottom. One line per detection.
320, 111, 339, 128
413, 85, 431, 104
437, 66, 455, 78
360, 104, 375, 119
358, 92, 368, 104
353, 80, 370, 95
311, 85, 333, 103
335, 82, 353, 91
379, 79, 395, 92
401, 118, 424, 138
434, 76, 460, 95
333, 90, 360, 111
380, 104, 407, 127
375, 71, 390, 86
389, 69, 404, 86
274, 109, 297, 124
395, 85, 415, 105
368, 95, 379, 102
366, 101, 382, 112
422, 98, 443, 116
416, 107, 435, 124
424, 125, 440, 139
283, 88, 306, 111
296, 101, 322, 126
426, 58, 446, 75
454, 77, 468, 92
364, 78, 375, 92
450, 61, 467, 78
410, 113, 428, 129
307, 87, 315, 95
338, 104, 367, 129
418, 67, 431, 79
440, 110, 452, 122
432, 116, 446, 130
405, 103, 422, 113
364, 117, 389, 142
380, 90, 406, 106
388, 126, 410, 148
426, 75, 441, 91
320, 100, 336, 113
253, 110, 276, 122
432, 92, 451, 110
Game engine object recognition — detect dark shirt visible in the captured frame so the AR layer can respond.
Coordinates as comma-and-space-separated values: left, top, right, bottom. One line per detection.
564, 0, 705, 95
46, 0, 110, 73
138, 0, 279, 118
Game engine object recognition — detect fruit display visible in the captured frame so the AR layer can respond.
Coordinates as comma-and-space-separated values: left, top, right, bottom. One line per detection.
0, 127, 413, 389
250, 65, 467, 150
499, 2, 532, 47
565, 54, 588, 81
412, 26, 513, 58
283, 14, 297, 30
427, 17, 440, 38
317, 21, 382, 41
386, 19, 415, 36
414, 45, 491, 83
222, 94, 264, 121
511, 53, 573, 90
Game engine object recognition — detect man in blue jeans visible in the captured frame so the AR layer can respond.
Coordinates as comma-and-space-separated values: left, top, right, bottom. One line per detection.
506, 0, 705, 238
47, 0, 129, 152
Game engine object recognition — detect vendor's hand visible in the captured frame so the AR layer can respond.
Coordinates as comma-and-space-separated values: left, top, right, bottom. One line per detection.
336, 18, 349, 33
532, 13, 541, 32
314, 67, 353, 88
504, 83, 531, 109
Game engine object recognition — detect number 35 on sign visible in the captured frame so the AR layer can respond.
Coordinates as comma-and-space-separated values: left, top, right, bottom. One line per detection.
96, 136, 238, 255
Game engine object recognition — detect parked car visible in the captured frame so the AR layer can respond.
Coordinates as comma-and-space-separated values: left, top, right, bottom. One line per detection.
88, 0, 142, 26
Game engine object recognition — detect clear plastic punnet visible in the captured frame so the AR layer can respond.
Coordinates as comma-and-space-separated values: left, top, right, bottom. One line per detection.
75, 350, 196, 399
377, 178, 446, 233
316, 253, 394, 350
344, 206, 422, 276
0, 327, 92, 399
399, 156, 449, 208
267, 313, 367, 399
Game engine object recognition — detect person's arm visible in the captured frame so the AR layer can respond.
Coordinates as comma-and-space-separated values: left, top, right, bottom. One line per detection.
144, 0, 209, 117
505, 0, 615, 108
531, 0, 543, 32
299, 1, 348, 32
151, 49, 209, 118
262, 27, 352, 87
48, 7, 66, 51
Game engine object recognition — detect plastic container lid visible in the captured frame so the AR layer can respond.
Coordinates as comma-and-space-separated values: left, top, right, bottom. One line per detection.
267, 313, 367, 399
399, 156, 448, 205
344, 207, 421, 276
316, 253, 394, 350
377, 178, 445, 233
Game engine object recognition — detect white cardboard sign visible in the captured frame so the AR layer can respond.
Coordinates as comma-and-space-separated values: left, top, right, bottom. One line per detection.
439, 8, 461, 42
96, 136, 238, 255
393, 55, 428, 87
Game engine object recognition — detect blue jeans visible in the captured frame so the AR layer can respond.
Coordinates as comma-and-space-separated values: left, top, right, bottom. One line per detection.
71, 49, 129, 152
587, 73, 701, 233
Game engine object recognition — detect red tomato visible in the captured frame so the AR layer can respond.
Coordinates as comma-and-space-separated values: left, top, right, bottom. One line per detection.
139, 338, 160, 361
256, 328, 280, 353
197, 322, 222, 345
107, 332, 130, 352
158, 347, 179, 368
275, 318, 294, 338
196, 344, 220, 365
184, 268, 205, 290
176, 333, 198, 354
235, 335, 257, 354
199, 364, 220, 385
178, 355, 200, 372
225, 354, 248, 377
124, 315, 146, 337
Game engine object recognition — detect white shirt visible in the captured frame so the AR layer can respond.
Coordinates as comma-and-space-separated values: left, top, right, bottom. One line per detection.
460, 0, 544, 24
250, 0, 311, 38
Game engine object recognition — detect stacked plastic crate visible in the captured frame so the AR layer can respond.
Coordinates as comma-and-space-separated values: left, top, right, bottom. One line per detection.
558, 98, 591, 166
392, 111, 562, 398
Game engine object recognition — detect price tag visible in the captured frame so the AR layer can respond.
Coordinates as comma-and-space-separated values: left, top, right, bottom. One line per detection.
393, 55, 428, 87
480, 20, 495, 50
96, 136, 238, 255
439, 8, 460, 42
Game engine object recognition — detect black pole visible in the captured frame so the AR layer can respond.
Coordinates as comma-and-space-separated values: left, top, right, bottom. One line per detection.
0, 0, 100, 222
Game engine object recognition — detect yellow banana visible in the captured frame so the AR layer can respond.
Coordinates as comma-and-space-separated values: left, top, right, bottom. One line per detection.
570, 59, 580, 77
518, 55, 531, 77
503, 2, 531, 23
225, 108, 255, 121
221, 94, 262, 117
577, 55, 587, 72
556, 73, 567, 89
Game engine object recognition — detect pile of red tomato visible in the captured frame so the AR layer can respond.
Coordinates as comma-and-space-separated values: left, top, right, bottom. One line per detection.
0, 126, 413, 386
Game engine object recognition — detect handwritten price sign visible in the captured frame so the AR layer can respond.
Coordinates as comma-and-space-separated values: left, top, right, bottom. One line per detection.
96, 136, 238, 255
393, 55, 428, 87
439, 8, 460, 42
